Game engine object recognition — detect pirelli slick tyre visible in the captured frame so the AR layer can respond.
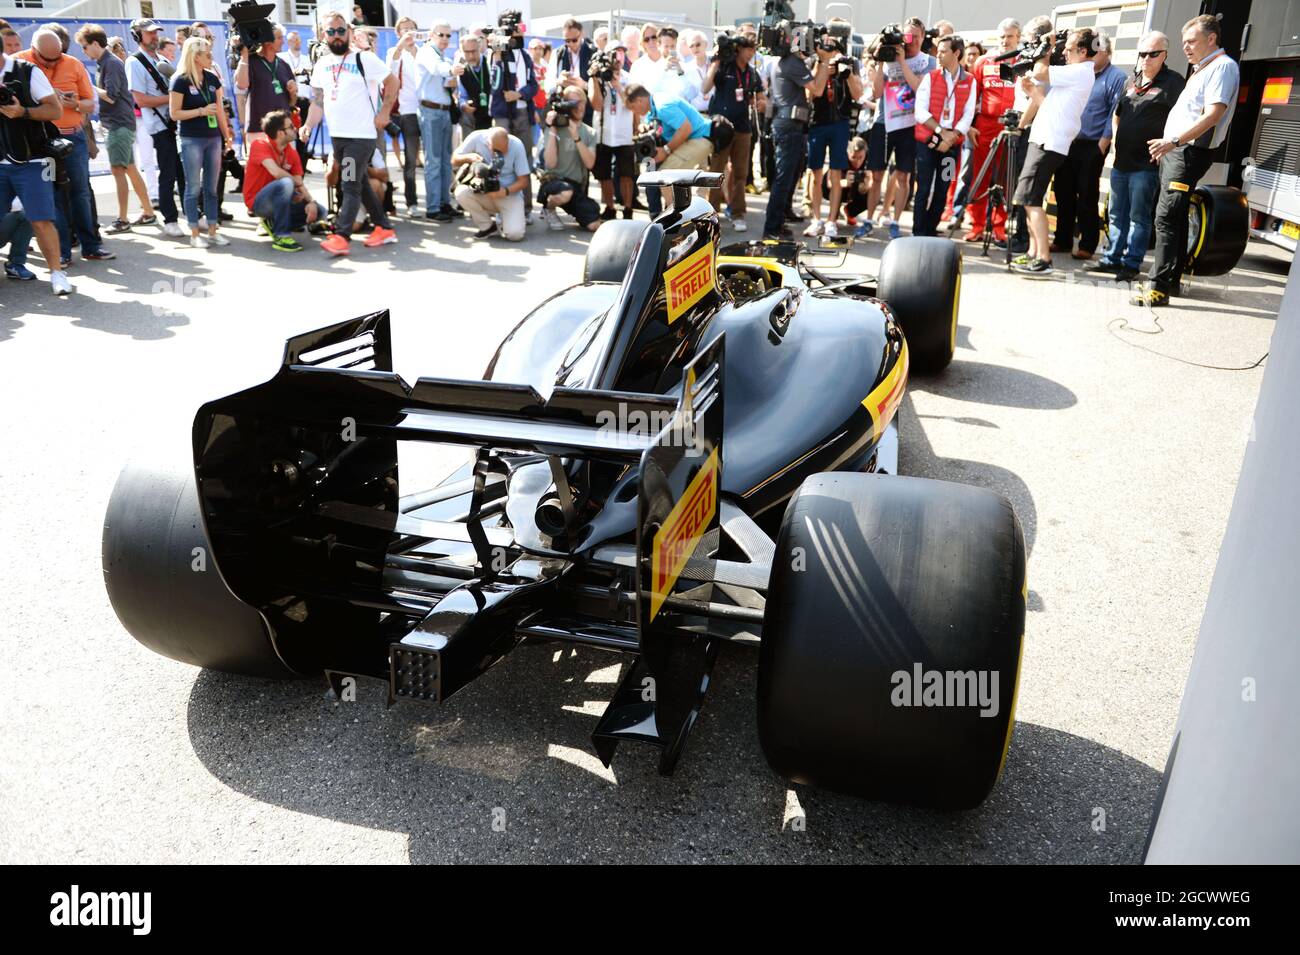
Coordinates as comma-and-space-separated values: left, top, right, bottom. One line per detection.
757, 472, 1026, 810
876, 236, 962, 374
584, 218, 651, 284
103, 457, 297, 679
1186, 185, 1249, 277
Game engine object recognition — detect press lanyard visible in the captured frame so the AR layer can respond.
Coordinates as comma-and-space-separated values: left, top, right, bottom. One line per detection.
940, 69, 959, 125
197, 74, 217, 128
735, 65, 749, 103
261, 55, 283, 95
330, 55, 352, 100
475, 60, 489, 107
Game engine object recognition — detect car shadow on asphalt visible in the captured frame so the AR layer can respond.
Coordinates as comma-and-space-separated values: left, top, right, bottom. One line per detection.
184, 640, 1159, 863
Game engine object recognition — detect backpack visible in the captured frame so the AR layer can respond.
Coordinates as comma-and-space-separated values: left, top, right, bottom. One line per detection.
708, 114, 735, 152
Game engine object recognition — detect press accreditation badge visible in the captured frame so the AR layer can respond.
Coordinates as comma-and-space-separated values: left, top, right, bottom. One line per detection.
208, 114, 218, 128
272, 80, 283, 94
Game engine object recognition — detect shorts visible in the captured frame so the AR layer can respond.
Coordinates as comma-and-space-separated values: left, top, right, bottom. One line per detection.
866, 121, 886, 172
0, 159, 56, 222
885, 127, 917, 175
807, 119, 850, 170
106, 126, 136, 167
1012, 141, 1066, 207
594, 142, 635, 181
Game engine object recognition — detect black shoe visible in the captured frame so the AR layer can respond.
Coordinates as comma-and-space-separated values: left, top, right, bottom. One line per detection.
600, 206, 617, 221
219, 211, 234, 223
1114, 267, 1140, 282
475, 223, 498, 239
427, 211, 453, 222
1012, 257, 1053, 275
785, 210, 805, 223
631, 197, 647, 211
1082, 260, 1120, 275
441, 205, 465, 219
621, 208, 633, 220
83, 249, 116, 261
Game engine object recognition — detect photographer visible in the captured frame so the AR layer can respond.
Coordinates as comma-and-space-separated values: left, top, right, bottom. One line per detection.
803, 28, 863, 239
453, 125, 530, 240
1051, 32, 1126, 259
128, 19, 185, 237
1006, 15, 1056, 253
588, 42, 634, 220
965, 18, 1020, 243
625, 84, 713, 206
415, 20, 459, 221
703, 32, 763, 229
244, 108, 323, 251
912, 34, 975, 237
458, 34, 493, 139
385, 18, 421, 214
235, 18, 296, 145
0, 44, 72, 293
302, 11, 398, 255
22, 28, 112, 267
537, 85, 600, 232
1011, 28, 1099, 275
488, 11, 538, 222
761, 34, 827, 240
1131, 15, 1239, 308
869, 18, 937, 239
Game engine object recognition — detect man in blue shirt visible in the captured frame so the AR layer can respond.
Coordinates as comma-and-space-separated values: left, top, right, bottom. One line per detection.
1052, 32, 1127, 259
625, 84, 712, 206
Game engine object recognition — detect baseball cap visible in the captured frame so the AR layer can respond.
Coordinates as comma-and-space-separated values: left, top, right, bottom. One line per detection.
132, 18, 162, 33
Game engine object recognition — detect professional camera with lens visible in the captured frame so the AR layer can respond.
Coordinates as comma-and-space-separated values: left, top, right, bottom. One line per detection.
758, 0, 815, 57
0, 79, 73, 166
466, 161, 501, 194
589, 48, 618, 82
632, 120, 662, 160
227, 0, 276, 51
0, 82, 20, 108
995, 28, 1068, 81
874, 23, 905, 62
485, 8, 525, 54
548, 89, 578, 128
1000, 108, 1023, 129
713, 32, 738, 64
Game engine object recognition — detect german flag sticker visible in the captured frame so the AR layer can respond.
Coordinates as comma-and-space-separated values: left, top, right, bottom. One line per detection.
663, 243, 715, 324
649, 447, 720, 621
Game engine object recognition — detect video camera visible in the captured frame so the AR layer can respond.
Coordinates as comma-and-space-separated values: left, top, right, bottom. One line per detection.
590, 48, 619, 82
464, 160, 501, 194
485, 8, 525, 55
757, 0, 816, 57
995, 28, 1068, 80
873, 23, 906, 62
713, 32, 739, 65
227, 0, 277, 51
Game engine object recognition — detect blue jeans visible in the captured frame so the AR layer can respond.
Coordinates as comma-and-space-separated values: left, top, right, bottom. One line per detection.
54, 129, 102, 259
419, 106, 452, 213
251, 177, 321, 237
1102, 167, 1159, 270
179, 135, 222, 230
0, 210, 32, 268
764, 123, 807, 236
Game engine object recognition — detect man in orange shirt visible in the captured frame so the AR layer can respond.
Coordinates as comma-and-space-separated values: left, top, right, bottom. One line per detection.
21, 28, 114, 265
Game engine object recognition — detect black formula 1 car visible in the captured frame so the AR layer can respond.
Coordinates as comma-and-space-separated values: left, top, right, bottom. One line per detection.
104, 171, 1026, 810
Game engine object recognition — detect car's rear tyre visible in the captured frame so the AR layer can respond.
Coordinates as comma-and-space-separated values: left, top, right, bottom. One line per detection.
758, 472, 1026, 810
583, 218, 650, 283
103, 457, 298, 678
875, 236, 962, 374
1186, 184, 1249, 277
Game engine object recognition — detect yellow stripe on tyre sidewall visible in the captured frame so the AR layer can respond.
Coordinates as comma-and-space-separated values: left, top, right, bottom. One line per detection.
950, 259, 962, 354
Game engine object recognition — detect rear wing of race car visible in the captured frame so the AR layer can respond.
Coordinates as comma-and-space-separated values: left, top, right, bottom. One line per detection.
190, 310, 728, 704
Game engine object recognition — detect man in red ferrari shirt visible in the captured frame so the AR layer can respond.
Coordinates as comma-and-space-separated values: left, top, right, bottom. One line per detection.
964, 17, 1021, 244
244, 109, 324, 251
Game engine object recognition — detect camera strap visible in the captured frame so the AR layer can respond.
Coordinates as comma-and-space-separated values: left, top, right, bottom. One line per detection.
353, 52, 378, 116
133, 51, 176, 131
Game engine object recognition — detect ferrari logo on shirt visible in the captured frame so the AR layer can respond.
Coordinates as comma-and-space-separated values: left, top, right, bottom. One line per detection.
663, 243, 715, 324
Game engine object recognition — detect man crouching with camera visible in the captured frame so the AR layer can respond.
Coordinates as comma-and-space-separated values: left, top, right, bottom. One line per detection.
0, 45, 73, 294
537, 85, 600, 232
624, 82, 713, 207
452, 125, 530, 239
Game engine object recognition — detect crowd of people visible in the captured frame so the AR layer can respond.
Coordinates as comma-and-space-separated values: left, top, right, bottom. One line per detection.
0, 11, 1240, 307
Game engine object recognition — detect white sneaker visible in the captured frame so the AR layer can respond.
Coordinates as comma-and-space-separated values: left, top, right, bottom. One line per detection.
733, 219, 748, 233
526, 209, 541, 225
543, 208, 564, 231
803, 218, 823, 237
207, 233, 230, 247
50, 271, 72, 296
191, 234, 210, 249
162, 221, 184, 237
823, 221, 838, 238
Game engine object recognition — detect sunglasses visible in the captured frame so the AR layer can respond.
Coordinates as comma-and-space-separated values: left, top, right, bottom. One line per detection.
1136, 50, 1166, 58
325, 27, 348, 37
434, 32, 451, 38
643, 33, 658, 40
565, 37, 581, 44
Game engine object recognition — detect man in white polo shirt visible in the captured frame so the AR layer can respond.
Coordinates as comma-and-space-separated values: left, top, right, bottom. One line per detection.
1131, 14, 1239, 307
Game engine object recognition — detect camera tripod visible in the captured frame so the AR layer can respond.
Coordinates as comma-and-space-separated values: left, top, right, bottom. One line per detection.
965, 124, 1021, 269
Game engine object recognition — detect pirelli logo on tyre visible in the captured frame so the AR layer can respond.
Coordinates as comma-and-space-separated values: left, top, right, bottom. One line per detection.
649, 447, 720, 621
663, 243, 715, 324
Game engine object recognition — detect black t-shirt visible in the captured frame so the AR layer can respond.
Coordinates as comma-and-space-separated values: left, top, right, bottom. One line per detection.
772, 53, 813, 129
246, 52, 295, 136
810, 68, 851, 127
170, 69, 223, 138
1114, 66, 1186, 171
707, 62, 762, 133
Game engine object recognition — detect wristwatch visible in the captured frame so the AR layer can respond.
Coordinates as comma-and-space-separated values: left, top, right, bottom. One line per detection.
1170, 134, 1181, 147
663, 144, 672, 156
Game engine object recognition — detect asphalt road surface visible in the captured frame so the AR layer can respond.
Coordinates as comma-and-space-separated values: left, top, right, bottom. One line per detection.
0, 173, 1285, 863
